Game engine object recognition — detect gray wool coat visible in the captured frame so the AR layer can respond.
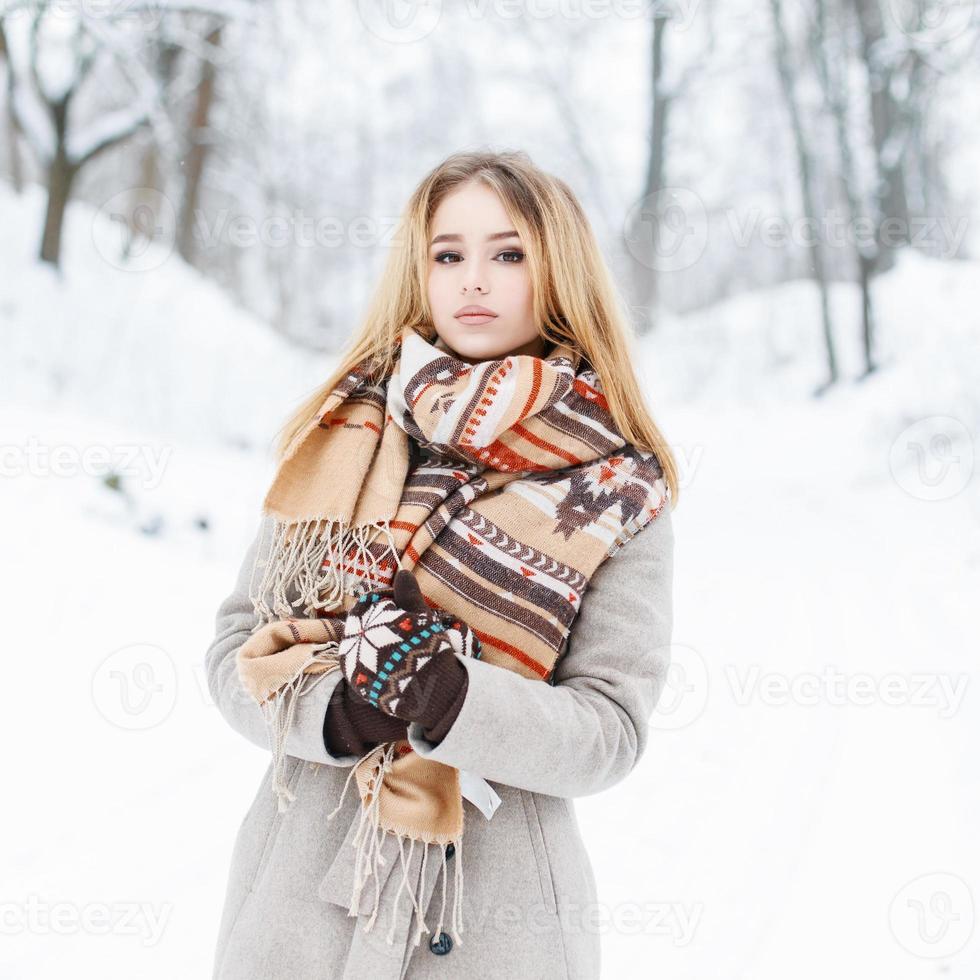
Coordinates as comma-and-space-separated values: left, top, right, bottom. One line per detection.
205, 503, 675, 980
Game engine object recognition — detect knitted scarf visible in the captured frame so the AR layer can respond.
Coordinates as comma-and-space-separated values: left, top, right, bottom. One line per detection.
236, 324, 669, 948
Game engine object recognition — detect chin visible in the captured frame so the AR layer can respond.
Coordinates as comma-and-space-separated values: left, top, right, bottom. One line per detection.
439, 327, 514, 363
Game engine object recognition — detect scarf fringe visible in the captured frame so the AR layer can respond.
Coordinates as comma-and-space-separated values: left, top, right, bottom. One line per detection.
259, 645, 340, 811
250, 512, 466, 946
259, 660, 466, 948
326, 743, 465, 948
250, 516, 401, 624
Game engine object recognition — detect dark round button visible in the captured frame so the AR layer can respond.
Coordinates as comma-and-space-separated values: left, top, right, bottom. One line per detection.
445, 843, 455, 860
429, 931, 453, 955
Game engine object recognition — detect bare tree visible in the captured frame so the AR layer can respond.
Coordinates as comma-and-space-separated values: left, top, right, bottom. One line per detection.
133, 39, 181, 217
0, 18, 24, 191
4, 6, 162, 267
628, 6, 672, 320
811, 0, 878, 376
769, 0, 838, 391
177, 20, 222, 263
852, 0, 911, 270
2, 0, 243, 269
853, 0, 979, 268
626, 3, 715, 326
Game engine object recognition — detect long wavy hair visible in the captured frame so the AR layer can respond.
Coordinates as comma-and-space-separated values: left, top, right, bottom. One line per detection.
272, 149, 680, 506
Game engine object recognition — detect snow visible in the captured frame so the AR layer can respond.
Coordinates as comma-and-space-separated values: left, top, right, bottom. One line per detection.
1, 178, 978, 978
9, 82, 56, 165
1, 183, 332, 450
65, 103, 153, 165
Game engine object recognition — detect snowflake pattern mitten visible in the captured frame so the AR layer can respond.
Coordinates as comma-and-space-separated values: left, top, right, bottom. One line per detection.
338, 568, 481, 722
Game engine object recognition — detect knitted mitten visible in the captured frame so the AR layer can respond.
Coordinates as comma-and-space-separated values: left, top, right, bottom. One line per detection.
322, 681, 409, 757
338, 568, 479, 727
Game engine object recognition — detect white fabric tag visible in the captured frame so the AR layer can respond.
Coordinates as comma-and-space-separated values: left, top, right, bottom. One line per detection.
459, 769, 502, 821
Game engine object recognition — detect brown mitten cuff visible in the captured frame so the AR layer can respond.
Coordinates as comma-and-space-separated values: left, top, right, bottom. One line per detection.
323, 680, 408, 758
400, 652, 469, 743
420, 660, 469, 744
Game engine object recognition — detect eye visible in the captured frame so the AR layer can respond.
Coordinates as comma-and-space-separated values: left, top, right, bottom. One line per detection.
433, 249, 524, 264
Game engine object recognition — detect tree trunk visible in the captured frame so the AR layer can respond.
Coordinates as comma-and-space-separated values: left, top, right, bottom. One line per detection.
628, 10, 671, 328
770, 0, 838, 390
40, 96, 75, 269
858, 252, 875, 375
812, 0, 877, 376
177, 24, 222, 264
0, 20, 23, 192
853, 0, 912, 274
40, 151, 76, 268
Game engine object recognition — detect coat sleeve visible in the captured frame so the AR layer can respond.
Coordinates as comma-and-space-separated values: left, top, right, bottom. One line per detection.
203, 515, 363, 767
406, 503, 675, 798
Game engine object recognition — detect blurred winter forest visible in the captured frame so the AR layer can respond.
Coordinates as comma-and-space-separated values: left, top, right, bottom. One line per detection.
2, 0, 977, 375
2, 2, 978, 979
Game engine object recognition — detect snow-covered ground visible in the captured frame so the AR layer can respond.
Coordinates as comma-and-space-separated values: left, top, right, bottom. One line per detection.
2, 181, 978, 978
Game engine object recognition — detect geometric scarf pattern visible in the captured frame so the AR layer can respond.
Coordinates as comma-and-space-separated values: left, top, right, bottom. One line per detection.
338, 586, 482, 714
235, 325, 670, 948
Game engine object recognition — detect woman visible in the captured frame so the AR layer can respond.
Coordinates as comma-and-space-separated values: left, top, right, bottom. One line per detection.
206, 149, 679, 980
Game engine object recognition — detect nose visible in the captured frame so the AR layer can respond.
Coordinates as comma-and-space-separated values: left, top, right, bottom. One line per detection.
460, 257, 488, 294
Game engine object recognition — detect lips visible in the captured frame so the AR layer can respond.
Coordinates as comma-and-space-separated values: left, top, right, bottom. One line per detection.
455, 305, 497, 319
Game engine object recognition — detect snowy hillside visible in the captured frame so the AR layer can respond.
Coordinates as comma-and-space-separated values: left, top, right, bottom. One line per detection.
1, 182, 334, 449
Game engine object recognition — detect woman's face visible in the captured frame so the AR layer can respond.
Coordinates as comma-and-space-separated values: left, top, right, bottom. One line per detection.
426, 179, 545, 365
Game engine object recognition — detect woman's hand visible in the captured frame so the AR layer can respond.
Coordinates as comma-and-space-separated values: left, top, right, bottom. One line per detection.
338, 569, 477, 729
324, 679, 409, 757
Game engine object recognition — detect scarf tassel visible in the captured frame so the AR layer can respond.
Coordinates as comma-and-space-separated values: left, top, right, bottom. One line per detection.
250, 516, 401, 624
326, 744, 465, 949
259, 657, 466, 949
250, 510, 466, 946
258, 645, 341, 811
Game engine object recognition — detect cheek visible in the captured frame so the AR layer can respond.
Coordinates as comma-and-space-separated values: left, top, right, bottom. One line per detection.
427, 268, 451, 311
521, 274, 534, 312
504, 266, 534, 316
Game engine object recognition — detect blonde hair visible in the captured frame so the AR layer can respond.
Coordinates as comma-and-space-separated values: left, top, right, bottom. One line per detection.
272, 149, 680, 506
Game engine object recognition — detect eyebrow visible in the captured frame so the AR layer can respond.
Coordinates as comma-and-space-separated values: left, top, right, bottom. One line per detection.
430, 230, 520, 246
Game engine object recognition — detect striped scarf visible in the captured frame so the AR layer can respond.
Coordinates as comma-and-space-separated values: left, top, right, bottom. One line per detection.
236, 325, 669, 948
